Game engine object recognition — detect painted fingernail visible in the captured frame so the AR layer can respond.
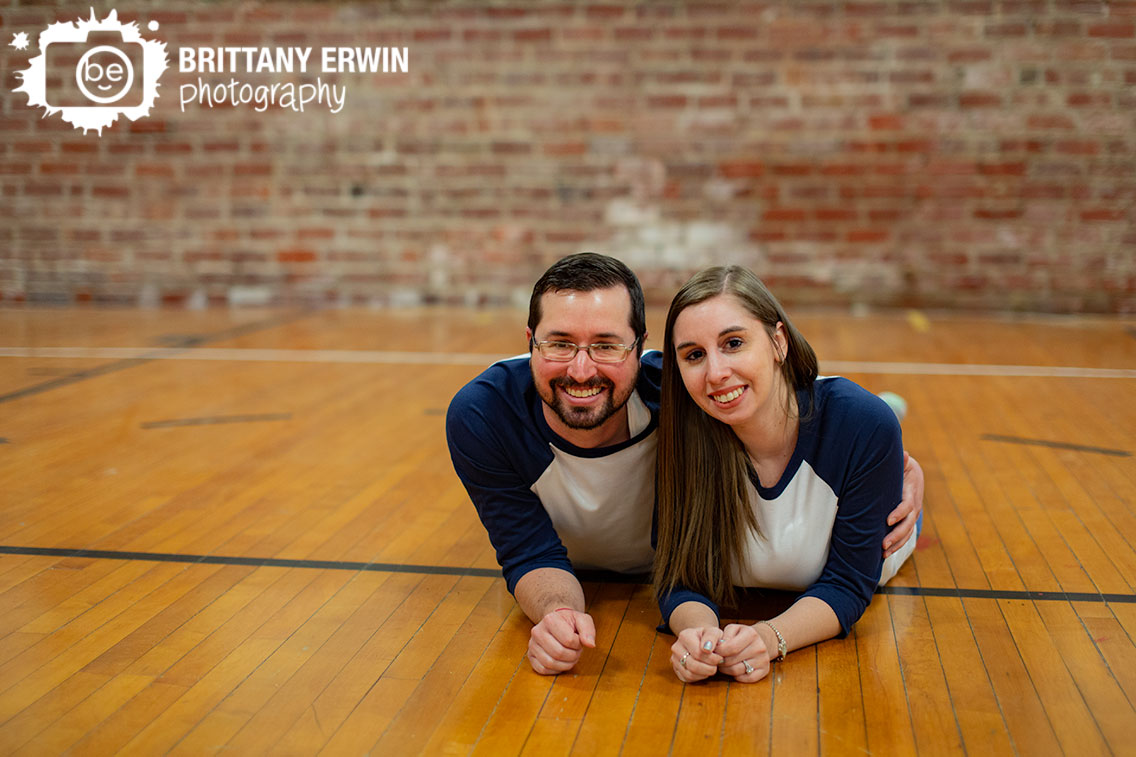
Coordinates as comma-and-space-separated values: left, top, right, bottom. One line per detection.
702, 641, 714, 651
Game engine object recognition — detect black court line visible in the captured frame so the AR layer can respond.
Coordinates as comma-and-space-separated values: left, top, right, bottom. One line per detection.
0, 310, 315, 406
981, 433, 1131, 457
0, 545, 503, 579
2, 545, 1134, 604
141, 413, 293, 429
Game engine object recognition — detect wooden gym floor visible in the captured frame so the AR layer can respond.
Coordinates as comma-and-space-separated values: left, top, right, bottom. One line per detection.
0, 305, 1134, 756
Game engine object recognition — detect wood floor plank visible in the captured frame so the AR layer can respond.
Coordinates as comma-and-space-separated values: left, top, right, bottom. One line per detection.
947, 377, 1061, 592
998, 598, 1109, 754
816, 626, 868, 755
618, 633, 684, 755
671, 678, 729, 754
1073, 601, 1136, 708
0, 563, 241, 752
0, 562, 188, 715
176, 571, 393, 755
888, 594, 963, 755
719, 676, 773, 757
302, 574, 466, 753
468, 655, 555, 757
1018, 508, 1098, 595
569, 585, 659, 757
518, 583, 637, 754
768, 647, 818, 755
922, 596, 1013, 754
965, 597, 1062, 754
416, 604, 534, 756
1033, 600, 1136, 753
366, 578, 512, 757
903, 379, 992, 591
110, 567, 322, 754
254, 571, 426, 754
855, 596, 917, 755
58, 565, 292, 755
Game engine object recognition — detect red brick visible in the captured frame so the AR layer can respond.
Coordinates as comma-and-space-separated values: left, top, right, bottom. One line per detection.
978, 162, 1027, 175
544, 142, 588, 156
948, 48, 993, 63
1081, 209, 1127, 221
615, 27, 655, 40
821, 164, 867, 176
1067, 92, 1112, 106
876, 24, 920, 37
129, 120, 166, 134
772, 164, 813, 176
960, 92, 1003, 107
909, 94, 951, 107
586, 5, 626, 19
763, 208, 808, 222
847, 229, 890, 243
1028, 114, 1076, 129
648, 95, 688, 108
278, 249, 318, 263
816, 208, 858, 222
986, 22, 1028, 36
844, 3, 890, 15
92, 185, 129, 198
869, 114, 905, 130
1056, 140, 1100, 154
975, 208, 1024, 219
1022, 184, 1066, 198
719, 161, 764, 178
1088, 22, 1135, 38
135, 163, 174, 178
514, 28, 552, 42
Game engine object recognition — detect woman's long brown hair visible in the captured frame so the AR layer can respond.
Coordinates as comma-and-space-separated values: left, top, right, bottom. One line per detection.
654, 266, 818, 609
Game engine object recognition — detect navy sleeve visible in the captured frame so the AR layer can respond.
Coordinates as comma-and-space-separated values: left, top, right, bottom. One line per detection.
656, 586, 720, 632
800, 394, 903, 635
445, 375, 573, 594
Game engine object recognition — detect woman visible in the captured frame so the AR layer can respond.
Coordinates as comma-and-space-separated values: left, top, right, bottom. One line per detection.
655, 265, 918, 683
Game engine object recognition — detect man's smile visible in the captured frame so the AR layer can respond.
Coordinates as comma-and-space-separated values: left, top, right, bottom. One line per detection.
563, 385, 604, 399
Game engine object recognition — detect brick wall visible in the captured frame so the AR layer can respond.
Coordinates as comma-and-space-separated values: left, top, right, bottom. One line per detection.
1, 1, 1133, 312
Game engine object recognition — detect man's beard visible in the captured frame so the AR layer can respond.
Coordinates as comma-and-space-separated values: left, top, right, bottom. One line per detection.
541, 376, 633, 431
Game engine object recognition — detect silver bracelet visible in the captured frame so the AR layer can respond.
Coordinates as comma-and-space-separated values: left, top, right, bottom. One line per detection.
758, 620, 787, 662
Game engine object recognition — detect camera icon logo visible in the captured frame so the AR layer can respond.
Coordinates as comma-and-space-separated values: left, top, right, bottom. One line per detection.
14, 9, 168, 135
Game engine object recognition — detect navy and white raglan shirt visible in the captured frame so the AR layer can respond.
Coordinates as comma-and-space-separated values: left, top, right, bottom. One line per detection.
446, 351, 663, 594
659, 376, 916, 636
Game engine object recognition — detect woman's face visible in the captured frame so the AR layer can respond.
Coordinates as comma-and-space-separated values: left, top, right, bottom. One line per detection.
671, 294, 788, 429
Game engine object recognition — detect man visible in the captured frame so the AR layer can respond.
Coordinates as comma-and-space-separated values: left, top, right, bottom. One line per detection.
446, 253, 923, 675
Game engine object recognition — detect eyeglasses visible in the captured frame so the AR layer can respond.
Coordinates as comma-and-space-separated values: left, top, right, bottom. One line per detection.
532, 338, 639, 364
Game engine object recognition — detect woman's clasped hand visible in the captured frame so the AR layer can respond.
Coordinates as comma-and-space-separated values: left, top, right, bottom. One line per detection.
671, 623, 771, 683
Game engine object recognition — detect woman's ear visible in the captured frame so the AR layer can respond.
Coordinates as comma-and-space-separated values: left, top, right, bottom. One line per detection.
773, 321, 788, 363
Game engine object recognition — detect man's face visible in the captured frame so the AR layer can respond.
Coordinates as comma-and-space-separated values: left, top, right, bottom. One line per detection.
527, 286, 641, 439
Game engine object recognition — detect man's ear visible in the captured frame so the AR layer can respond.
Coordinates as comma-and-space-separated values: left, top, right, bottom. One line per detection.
525, 327, 534, 350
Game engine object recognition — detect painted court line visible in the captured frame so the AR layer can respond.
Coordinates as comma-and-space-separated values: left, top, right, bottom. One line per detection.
2, 346, 1134, 379
981, 434, 1131, 457
1, 545, 1134, 603
141, 413, 293, 429
0, 311, 314, 405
